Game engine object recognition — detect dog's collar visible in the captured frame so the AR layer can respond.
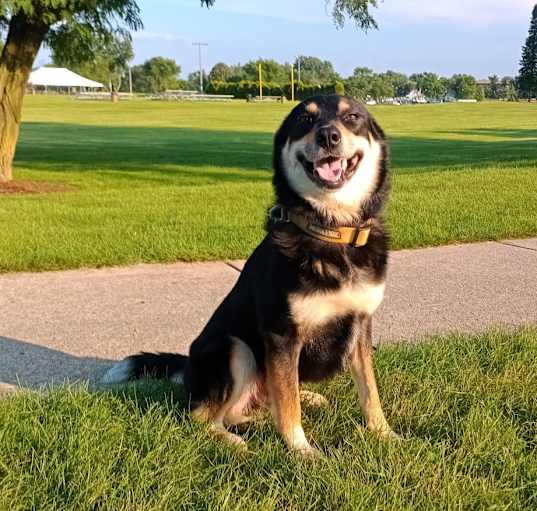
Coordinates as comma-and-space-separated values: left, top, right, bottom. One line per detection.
268, 205, 372, 247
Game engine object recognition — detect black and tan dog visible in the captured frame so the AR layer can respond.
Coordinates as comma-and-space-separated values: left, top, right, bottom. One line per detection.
103, 95, 396, 454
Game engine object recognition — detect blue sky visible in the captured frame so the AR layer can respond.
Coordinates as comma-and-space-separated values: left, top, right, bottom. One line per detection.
38, 0, 536, 79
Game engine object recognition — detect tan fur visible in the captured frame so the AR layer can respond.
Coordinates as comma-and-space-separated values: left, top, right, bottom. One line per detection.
305, 102, 319, 114
348, 329, 397, 438
289, 281, 385, 331
338, 98, 351, 113
193, 338, 259, 448
265, 342, 314, 454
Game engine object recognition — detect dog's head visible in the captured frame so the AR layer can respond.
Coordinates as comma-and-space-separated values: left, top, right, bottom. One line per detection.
273, 95, 388, 223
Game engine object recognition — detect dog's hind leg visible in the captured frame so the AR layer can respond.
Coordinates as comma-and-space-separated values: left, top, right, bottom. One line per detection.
348, 316, 398, 439
193, 338, 258, 449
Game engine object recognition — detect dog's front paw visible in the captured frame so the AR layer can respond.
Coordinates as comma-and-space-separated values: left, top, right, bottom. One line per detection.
294, 443, 322, 459
378, 428, 402, 441
367, 418, 401, 441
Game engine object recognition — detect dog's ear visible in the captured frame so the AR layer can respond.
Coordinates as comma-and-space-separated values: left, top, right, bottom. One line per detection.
368, 115, 385, 141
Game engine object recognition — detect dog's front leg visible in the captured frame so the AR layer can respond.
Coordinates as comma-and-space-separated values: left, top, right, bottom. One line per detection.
265, 336, 315, 455
348, 316, 398, 439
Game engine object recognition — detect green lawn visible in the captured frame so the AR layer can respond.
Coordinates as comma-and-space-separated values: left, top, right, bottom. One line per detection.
1, 328, 536, 510
1, 97, 537, 272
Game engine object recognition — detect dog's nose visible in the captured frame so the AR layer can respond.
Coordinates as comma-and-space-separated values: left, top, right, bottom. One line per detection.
316, 126, 341, 150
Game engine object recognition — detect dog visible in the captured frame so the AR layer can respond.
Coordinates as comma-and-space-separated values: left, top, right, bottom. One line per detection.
102, 94, 396, 455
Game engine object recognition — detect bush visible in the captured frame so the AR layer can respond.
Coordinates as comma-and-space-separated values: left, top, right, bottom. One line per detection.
334, 81, 345, 95
205, 80, 341, 100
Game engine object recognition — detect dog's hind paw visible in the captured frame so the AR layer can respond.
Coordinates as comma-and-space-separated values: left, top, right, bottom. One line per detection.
300, 390, 329, 408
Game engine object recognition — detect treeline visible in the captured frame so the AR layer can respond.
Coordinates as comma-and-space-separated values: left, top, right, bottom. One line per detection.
50, 32, 519, 101
126, 55, 519, 102
166, 57, 520, 102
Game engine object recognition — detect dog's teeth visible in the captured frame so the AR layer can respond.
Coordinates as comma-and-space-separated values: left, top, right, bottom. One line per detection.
341, 158, 347, 171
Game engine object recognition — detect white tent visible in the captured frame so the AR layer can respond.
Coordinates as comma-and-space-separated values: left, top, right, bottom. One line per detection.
28, 67, 103, 89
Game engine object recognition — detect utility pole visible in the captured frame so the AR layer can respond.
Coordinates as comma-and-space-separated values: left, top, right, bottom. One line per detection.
258, 62, 263, 100
128, 65, 132, 95
192, 42, 208, 93
291, 66, 295, 102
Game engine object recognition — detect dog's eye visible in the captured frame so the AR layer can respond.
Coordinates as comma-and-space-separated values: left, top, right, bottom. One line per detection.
344, 113, 360, 122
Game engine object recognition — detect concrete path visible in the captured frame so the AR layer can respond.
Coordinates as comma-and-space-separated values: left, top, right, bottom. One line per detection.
1, 238, 536, 389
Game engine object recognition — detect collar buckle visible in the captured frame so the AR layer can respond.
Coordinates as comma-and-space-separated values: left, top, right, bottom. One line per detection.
268, 205, 289, 223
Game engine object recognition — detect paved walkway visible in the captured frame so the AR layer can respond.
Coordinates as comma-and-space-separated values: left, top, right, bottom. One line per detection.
1, 238, 536, 389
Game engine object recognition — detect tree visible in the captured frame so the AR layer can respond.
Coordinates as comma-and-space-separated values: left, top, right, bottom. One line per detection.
449, 74, 477, 99
410, 72, 446, 100
334, 81, 345, 95
51, 28, 133, 93
380, 70, 412, 97
0, 0, 142, 183
368, 74, 393, 101
186, 70, 209, 91
294, 56, 339, 85
518, 4, 537, 99
502, 76, 519, 101
132, 57, 180, 93
209, 62, 233, 82
242, 59, 288, 83
486, 74, 501, 99
345, 67, 375, 100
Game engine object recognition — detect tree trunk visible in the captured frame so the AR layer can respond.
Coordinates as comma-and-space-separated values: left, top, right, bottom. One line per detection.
0, 12, 48, 182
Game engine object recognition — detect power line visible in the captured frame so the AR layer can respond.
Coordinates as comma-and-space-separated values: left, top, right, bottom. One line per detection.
192, 42, 208, 93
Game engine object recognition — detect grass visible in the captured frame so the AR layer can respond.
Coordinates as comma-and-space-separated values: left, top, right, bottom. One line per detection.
1, 97, 537, 272
1, 327, 536, 510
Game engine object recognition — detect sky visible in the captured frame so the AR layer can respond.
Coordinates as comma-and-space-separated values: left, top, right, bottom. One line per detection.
36, 0, 536, 79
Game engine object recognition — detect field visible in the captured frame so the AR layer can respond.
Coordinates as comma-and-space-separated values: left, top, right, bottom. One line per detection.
1, 328, 536, 510
1, 97, 537, 272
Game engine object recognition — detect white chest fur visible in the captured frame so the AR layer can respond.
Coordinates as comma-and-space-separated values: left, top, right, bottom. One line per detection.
289, 281, 385, 329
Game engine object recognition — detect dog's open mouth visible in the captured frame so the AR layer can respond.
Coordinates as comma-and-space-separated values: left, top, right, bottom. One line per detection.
298, 152, 362, 189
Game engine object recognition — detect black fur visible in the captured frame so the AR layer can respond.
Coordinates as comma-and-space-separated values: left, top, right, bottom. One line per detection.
106, 95, 390, 413
122, 352, 188, 379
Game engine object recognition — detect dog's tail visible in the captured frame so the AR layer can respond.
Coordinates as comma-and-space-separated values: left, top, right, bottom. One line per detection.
101, 352, 188, 385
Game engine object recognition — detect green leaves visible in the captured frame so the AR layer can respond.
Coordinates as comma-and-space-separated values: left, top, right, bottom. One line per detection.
1, 1, 142, 30
518, 4, 537, 98
50, 27, 133, 91
329, 0, 380, 30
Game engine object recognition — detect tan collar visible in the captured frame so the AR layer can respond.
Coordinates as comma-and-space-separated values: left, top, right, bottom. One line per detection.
269, 205, 372, 247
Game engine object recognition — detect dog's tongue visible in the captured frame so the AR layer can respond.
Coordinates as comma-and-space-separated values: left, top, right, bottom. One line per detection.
315, 158, 343, 182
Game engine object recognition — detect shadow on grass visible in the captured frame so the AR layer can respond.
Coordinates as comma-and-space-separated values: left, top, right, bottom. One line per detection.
14, 123, 537, 183
0, 335, 190, 418
0, 335, 113, 389
437, 128, 537, 139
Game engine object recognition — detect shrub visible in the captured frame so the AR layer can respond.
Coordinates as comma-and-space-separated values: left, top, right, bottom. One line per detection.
205, 80, 340, 100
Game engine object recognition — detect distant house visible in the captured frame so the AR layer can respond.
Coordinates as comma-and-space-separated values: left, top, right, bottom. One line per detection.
405, 89, 427, 103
